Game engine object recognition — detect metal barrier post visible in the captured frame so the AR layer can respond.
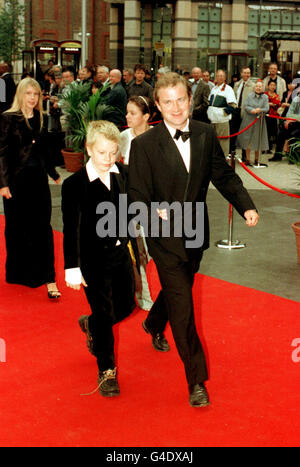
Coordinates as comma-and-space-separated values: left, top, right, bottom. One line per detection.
215, 151, 246, 250
253, 112, 268, 168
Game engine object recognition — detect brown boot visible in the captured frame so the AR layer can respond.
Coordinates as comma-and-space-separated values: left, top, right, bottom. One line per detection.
98, 368, 120, 397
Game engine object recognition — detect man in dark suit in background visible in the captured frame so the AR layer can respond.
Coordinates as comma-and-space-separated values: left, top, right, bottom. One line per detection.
231, 66, 255, 158
103, 69, 127, 128
0, 63, 16, 113
191, 78, 210, 123
128, 72, 259, 408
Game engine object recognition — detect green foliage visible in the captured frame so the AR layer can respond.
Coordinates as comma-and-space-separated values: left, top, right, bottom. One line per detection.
60, 81, 117, 153
286, 139, 300, 167
0, 0, 25, 65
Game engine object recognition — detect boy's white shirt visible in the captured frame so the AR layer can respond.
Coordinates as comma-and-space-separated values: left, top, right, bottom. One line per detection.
65, 159, 120, 286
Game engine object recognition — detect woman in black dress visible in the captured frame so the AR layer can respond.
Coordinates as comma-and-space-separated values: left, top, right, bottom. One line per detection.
0, 77, 61, 298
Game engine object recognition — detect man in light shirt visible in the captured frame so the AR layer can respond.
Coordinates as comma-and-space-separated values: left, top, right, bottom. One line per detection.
263, 62, 286, 101
207, 69, 237, 156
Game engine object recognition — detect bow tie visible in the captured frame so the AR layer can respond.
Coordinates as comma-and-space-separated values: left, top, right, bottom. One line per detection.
174, 129, 191, 142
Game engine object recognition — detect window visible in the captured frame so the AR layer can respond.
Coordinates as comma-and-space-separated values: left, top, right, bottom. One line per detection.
248, 6, 299, 50
198, 6, 221, 51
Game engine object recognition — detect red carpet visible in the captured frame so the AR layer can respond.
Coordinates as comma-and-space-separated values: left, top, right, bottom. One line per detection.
0, 215, 299, 447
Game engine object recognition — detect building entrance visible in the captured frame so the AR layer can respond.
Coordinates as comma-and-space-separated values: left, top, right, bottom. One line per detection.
141, 3, 173, 73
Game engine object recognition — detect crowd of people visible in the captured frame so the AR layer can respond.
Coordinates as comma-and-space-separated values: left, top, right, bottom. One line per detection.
3, 59, 299, 167
0, 56, 297, 407
35, 60, 300, 166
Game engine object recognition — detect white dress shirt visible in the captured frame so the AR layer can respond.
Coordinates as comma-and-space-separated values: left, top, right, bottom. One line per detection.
65, 159, 120, 286
164, 119, 191, 173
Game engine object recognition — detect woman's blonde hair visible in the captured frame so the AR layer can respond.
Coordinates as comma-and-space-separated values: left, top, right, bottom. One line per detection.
86, 120, 120, 147
6, 77, 43, 130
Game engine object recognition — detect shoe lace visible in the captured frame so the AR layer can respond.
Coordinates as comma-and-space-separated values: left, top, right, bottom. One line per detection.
80, 368, 117, 396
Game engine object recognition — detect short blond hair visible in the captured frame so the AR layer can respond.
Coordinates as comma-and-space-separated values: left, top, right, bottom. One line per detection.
86, 120, 120, 147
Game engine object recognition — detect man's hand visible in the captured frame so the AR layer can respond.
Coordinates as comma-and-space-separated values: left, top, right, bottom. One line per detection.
284, 119, 293, 129
157, 208, 168, 220
244, 209, 259, 227
66, 276, 88, 290
0, 187, 12, 199
53, 177, 61, 185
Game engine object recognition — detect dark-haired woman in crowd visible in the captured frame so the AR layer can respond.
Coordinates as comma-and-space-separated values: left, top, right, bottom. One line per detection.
0, 77, 61, 298
120, 95, 154, 311
265, 81, 281, 153
120, 95, 154, 164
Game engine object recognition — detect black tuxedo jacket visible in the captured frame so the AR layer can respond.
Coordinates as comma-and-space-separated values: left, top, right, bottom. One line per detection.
128, 119, 256, 266
62, 162, 139, 275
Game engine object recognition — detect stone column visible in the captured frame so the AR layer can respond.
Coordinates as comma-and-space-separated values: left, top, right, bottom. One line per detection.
231, 0, 248, 51
109, 5, 120, 68
221, 0, 248, 52
124, 0, 141, 68
143, 3, 152, 70
173, 0, 196, 70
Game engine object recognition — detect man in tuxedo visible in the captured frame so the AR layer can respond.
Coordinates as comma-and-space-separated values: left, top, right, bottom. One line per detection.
128, 72, 259, 408
0, 63, 16, 113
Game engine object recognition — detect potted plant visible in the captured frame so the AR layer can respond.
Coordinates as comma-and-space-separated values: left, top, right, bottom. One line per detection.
59, 81, 91, 172
286, 138, 300, 263
60, 81, 117, 172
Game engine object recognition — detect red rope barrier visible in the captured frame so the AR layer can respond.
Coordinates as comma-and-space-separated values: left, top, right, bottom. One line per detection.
238, 158, 300, 199
123, 117, 260, 138
266, 114, 297, 122
121, 113, 297, 137
218, 117, 259, 139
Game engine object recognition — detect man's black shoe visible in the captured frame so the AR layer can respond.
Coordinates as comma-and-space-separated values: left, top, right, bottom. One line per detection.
268, 155, 282, 161
142, 320, 170, 352
78, 315, 96, 356
189, 383, 210, 408
98, 368, 120, 397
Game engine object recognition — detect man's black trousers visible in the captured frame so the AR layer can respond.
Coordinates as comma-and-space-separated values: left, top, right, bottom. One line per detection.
144, 253, 208, 387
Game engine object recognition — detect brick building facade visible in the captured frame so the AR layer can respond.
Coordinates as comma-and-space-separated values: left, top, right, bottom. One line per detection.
25, 0, 110, 67
105, 0, 300, 78
20, 0, 300, 79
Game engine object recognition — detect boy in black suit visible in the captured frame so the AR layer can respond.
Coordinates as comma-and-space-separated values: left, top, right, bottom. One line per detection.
62, 121, 136, 397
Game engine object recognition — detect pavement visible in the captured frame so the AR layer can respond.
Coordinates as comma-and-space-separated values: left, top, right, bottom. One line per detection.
2, 150, 300, 302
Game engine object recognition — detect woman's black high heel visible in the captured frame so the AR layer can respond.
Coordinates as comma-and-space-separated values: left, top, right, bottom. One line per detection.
46, 283, 61, 300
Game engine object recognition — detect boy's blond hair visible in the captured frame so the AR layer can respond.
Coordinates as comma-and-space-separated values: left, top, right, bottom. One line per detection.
86, 120, 120, 147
